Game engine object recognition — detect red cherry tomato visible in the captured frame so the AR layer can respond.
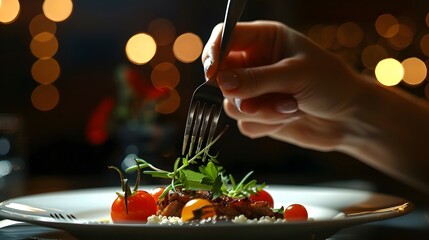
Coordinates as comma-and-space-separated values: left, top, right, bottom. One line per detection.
283, 204, 308, 222
111, 190, 157, 223
249, 189, 274, 208
149, 186, 165, 202
149, 186, 165, 212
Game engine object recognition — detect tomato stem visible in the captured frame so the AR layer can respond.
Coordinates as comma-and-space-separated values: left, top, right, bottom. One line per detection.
108, 166, 126, 192
108, 165, 133, 214
123, 178, 130, 214
133, 158, 141, 192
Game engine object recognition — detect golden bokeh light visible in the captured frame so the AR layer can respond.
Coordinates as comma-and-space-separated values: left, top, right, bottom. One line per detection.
387, 24, 414, 50
0, 0, 20, 24
308, 24, 338, 49
420, 34, 429, 57
401, 57, 427, 85
31, 58, 60, 84
31, 84, 60, 111
126, 33, 157, 65
426, 12, 429, 28
361, 44, 388, 70
375, 58, 404, 86
42, 0, 73, 22
33, 31, 55, 42
151, 62, 180, 89
148, 18, 176, 46
173, 33, 203, 63
375, 14, 399, 38
319, 25, 338, 49
155, 88, 180, 114
337, 22, 363, 48
307, 24, 326, 48
29, 14, 56, 37
30, 32, 58, 59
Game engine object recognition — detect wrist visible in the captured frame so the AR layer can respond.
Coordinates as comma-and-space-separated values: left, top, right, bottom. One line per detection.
336, 76, 383, 158
337, 76, 429, 195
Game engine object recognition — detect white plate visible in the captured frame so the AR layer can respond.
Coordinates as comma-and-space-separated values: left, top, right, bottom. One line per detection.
0, 185, 413, 239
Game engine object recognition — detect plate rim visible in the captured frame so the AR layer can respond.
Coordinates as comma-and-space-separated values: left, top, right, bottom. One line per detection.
0, 185, 414, 238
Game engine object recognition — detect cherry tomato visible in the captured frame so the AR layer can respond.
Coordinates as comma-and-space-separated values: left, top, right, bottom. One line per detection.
181, 198, 216, 222
249, 189, 274, 208
149, 186, 165, 211
111, 190, 157, 223
149, 186, 165, 202
283, 204, 308, 222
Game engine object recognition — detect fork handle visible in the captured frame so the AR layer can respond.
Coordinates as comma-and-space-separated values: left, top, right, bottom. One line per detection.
218, 0, 247, 64
208, 0, 246, 87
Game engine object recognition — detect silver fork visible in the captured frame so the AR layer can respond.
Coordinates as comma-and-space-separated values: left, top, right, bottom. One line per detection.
182, 0, 247, 158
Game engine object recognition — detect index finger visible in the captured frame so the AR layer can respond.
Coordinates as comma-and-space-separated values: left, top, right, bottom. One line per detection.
202, 21, 291, 78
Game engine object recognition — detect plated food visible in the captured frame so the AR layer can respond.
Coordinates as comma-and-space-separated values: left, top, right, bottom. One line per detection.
0, 182, 413, 239
108, 128, 308, 224
0, 129, 414, 239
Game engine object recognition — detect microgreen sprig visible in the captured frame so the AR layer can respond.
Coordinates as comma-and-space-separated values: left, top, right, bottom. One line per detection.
125, 125, 266, 200
226, 171, 266, 198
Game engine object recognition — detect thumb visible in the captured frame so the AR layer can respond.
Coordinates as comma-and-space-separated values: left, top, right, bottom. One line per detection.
202, 24, 223, 80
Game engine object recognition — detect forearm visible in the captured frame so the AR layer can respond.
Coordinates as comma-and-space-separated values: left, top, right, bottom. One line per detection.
339, 77, 429, 195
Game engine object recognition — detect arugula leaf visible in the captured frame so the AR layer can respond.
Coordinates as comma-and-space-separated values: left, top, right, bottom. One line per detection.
181, 169, 213, 190
199, 161, 218, 180
211, 175, 223, 199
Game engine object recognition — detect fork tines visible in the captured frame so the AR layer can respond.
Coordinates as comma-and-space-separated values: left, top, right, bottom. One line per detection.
181, 0, 246, 160
182, 82, 223, 159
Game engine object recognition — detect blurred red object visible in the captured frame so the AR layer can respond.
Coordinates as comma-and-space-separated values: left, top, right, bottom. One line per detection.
125, 67, 168, 99
86, 97, 115, 145
85, 66, 169, 145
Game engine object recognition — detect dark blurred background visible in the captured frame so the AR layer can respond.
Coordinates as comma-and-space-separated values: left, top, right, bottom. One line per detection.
1, 0, 429, 205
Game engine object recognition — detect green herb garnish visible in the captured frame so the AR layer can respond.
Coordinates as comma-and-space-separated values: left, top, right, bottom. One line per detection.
125, 126, 266, 200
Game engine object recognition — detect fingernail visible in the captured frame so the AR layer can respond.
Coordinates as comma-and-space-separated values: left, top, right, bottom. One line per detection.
234, 98, 243, 112
203, 59, 212, 74
276, 99, 298, 114
218, 71, 240, 91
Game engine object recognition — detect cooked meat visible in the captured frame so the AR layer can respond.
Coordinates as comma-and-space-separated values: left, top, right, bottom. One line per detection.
157, 189, 282, 220
159, 200, 184, 217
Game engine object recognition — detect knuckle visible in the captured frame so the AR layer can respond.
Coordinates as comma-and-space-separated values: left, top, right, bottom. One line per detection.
245, 67, 265, 95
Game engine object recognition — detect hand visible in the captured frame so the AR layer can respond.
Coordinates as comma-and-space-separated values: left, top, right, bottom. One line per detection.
201, 20, 429, 196
202, 20, 366, 152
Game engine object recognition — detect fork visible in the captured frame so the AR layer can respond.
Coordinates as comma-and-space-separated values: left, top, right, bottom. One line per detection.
182, 0, 247, 158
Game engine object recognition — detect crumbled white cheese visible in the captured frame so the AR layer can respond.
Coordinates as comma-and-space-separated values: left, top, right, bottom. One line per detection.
147, 215, 183, 225
232, 215, 286, 224
231, 214, 249, 223
146, 214, 287, 225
